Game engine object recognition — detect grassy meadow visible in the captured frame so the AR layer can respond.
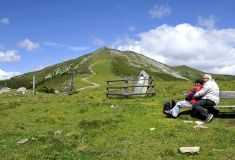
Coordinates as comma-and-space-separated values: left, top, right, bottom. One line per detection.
1, 78, 235, 160
1, 53, 235, 160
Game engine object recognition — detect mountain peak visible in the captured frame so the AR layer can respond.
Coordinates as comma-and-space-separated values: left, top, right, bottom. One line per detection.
93, 47, 120, 53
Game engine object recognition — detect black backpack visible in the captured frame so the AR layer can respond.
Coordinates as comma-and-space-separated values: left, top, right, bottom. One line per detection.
163, 100, 176, 112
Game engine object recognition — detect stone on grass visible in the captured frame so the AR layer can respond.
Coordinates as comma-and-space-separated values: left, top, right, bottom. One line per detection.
54, 130, 62, 136
194, 124, 208, 129
183, 120, 193, 123
179, 146, 200, 153
55, 90, 60, 94
195, 121, 204, 125
31, 137, 37, 140
76, 143, 88, 152
0, 87, 11, 94
150, 128, 156, 131
17, 138, 29, 144
66, 131, 79, 137
17, 87, 27, 93
66, 132, 75, 137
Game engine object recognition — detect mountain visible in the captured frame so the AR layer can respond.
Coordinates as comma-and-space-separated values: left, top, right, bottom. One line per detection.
171, 65, 205, 80
171, 65, 235, 81
1, 47, 235, 91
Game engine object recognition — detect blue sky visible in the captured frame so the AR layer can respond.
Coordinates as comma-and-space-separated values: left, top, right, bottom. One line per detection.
1, 0, 235, 79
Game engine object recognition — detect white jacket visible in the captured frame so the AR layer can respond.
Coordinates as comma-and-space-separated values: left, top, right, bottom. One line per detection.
194, 79, 220, 104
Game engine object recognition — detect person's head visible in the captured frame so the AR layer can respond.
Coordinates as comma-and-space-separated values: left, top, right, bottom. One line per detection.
194, 79, 203, 85
202, 74, 212, 83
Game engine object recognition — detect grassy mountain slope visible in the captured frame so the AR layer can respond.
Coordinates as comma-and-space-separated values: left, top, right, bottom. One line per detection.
1, 80, 235, 159
110, 50, 186, 81
1, 48, 235, 159
0, 54, 92, 89
0, 48, 183, 90
172, 65, 235, 81
171, 65, 204, 80
1, 47, 235, 91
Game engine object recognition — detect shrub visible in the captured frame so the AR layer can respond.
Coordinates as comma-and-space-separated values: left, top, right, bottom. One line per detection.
38, 86, 55, 94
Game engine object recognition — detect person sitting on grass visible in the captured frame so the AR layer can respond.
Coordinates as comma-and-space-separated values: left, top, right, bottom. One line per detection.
163, 79, 203, 118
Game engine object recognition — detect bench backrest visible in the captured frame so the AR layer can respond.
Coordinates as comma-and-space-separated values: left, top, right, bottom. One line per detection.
219, 91, 235, 98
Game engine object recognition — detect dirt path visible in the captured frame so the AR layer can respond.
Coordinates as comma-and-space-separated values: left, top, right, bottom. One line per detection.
77, 63, 100, 91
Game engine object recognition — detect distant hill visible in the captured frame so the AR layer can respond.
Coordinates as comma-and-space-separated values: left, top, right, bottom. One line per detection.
1, 47, 235, 91
171, 65, 204, 80
171, 65, 235, 81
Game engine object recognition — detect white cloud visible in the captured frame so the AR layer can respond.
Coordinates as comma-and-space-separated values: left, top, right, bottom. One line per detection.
149, 4, 171, 18
92, 37, 106, 46
0, 18, 10, 24
43, 41, 88, 51
0, 69, 20, 80
17, 39, 41, 52
0, 50, 21, 63
113, 23, 235, 75
198, 15, 216, 29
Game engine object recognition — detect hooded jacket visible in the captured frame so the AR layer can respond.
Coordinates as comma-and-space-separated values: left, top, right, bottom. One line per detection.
185, 84, 203, 104
194, 79, 220, 104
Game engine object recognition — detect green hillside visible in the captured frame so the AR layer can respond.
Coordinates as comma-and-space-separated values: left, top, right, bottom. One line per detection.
1, 47, 235, 92
0, 53, 92, 89
172, 65, 235, 81
1, 47, 235, 159
171, 65, 204, 80
1, 80, 235, 159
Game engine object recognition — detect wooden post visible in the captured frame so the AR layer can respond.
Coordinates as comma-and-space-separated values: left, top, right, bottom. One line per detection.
106, 81, 109, 97
68, 71, 74, 94
33, 75, 35, 96
125, 79, 128, 98
131, 77, 134, 93
152, 79, 155, 96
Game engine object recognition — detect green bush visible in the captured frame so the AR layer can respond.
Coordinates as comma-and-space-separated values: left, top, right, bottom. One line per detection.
38, 86, 55, 94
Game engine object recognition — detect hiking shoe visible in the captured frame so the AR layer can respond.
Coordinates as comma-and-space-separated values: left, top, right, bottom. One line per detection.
212, 108, 220, 116
208, 107, 220, 116
163, 110, 172, 117
206, 113, 213, 123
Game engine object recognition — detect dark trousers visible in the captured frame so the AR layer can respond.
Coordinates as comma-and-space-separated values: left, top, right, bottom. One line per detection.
192, 99, 216, 119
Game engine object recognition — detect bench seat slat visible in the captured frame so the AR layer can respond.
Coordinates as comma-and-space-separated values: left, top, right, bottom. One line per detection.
217, 91, 235, 108
215, 105, 235, 108
220, 91, 235, 98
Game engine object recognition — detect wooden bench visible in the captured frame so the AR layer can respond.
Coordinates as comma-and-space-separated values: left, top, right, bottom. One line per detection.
215, 91, 235, 108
